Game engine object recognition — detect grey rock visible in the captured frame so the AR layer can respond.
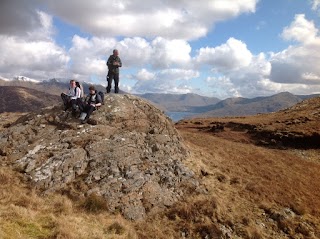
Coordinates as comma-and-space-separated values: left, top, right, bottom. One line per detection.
0, 94, 198, 220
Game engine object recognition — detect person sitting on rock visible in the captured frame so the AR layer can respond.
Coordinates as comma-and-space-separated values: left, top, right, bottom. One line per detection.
61, 79, 82, 116
79, 85, 102, 124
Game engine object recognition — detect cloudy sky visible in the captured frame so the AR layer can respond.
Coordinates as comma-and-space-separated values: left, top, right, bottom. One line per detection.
1, 0, 320, 99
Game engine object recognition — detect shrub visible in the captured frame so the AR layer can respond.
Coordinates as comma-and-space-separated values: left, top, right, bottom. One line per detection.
81, 193, 108, 213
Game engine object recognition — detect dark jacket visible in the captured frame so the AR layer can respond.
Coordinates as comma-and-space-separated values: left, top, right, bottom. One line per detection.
85, 93, 102, 106
107, 55, 122, 74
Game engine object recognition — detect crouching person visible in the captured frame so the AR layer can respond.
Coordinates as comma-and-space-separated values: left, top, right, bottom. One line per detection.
61, 79, 82, 116
79, 85, 102, 124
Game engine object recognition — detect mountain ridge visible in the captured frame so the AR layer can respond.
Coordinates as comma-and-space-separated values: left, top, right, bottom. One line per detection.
0, 86, 60, 113
189, 92, 310, 117
1, 79, 319, 117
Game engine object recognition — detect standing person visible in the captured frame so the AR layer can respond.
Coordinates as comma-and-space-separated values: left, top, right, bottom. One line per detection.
79, 85, 102, 124
106, 49, 122, 93
61, 79, 82, 115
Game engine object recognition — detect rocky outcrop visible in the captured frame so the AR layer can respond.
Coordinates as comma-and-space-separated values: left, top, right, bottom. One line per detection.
0, 94, 199, 220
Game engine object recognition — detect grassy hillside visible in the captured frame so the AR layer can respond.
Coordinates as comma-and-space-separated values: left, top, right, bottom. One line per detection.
191, 92, 305, 117
0, 86, 60, 113
0, 97, 319, 238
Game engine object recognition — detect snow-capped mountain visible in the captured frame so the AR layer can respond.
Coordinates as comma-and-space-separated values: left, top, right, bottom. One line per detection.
44, 78, 69, 83
0, 76, 11, 81
13, 75, 40, 83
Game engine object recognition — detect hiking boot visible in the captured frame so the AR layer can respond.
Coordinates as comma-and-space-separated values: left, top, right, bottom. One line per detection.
87, 118, 97, 125
81, 119, 88, 124
79, 112, 87, 120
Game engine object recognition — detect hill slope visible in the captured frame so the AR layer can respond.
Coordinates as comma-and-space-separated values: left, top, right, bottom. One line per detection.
191, 92, 305, 117
0, 86, 60, 113
0, 96, 320, 239
0, 96, 319, 238
139, 93, 221, 112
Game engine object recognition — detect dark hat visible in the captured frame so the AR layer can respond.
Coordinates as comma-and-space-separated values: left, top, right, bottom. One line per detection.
89, 85, 95, 91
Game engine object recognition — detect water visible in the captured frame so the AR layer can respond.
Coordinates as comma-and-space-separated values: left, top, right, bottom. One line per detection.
165, 111, 198, 122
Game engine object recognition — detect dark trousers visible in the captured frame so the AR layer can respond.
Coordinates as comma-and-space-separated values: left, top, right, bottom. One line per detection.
83, 104, 96, 119
106, 73, 119, 93
61, 93, 78, 112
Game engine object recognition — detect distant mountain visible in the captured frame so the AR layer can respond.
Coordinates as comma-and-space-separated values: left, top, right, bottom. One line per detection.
0, 78, 108, 96
13, 75, 40, 83
0, 76, 10, 81
191, 92, 314, 118
0, 86, 60, 113
1, 79, 319, 117
295, 94, 320, 100
139, 93, 221, 112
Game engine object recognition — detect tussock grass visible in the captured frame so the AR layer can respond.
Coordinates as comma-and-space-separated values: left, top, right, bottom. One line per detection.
135, 195, 221, 238
1, 109, 320, 238
152, 126, 320, 238
0, 166, 137, 239
80, 193, 109, 213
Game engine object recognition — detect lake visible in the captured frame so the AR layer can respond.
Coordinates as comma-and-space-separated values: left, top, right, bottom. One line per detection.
165, 111, 198, 122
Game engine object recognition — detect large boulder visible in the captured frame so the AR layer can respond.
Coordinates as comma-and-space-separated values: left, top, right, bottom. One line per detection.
0, 94, 198, 220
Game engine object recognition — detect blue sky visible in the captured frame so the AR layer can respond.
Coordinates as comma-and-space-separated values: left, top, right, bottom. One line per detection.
1, 0, 320, 99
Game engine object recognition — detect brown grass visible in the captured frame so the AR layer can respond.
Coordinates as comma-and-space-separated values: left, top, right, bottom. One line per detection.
1, 106, 320, 238
80, 193, 109, 213
0, 166, 138, 239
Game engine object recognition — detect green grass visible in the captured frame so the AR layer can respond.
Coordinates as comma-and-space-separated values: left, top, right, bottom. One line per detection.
0, 218, 54, 239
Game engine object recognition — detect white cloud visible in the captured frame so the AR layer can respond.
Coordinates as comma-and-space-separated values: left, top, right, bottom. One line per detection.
257, 78, 320, 95
196, 38, 253, 71
201, 14, 320, 98
136, 69, 155, 81
0, 36, 69, 80
302, 72, 320, 81
150, 37, 192, 68
0, 10, 69, 81
281, 14, 318, 43
68, 35, 116, 81
132, 68, 198, 94
0, 0, 41, 36
206, 76, 241, 99
117, 37, 152, 67
43, 0, 258, 40
2, 0, 320, 99
67, 35, 193, 83
158, 68, 199, 80
311, 0, 320, 10
197, 39, 272, 98
271, 15, 320, 86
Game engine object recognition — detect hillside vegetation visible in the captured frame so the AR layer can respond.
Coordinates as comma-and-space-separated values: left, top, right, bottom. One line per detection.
0, 86, 60, 113
0, 96, 319, 238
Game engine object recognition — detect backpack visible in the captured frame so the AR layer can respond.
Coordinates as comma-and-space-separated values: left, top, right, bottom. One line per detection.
98, 91, 104, 105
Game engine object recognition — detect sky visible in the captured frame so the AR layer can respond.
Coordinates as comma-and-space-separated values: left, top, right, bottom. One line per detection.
1, 0, 320, 99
